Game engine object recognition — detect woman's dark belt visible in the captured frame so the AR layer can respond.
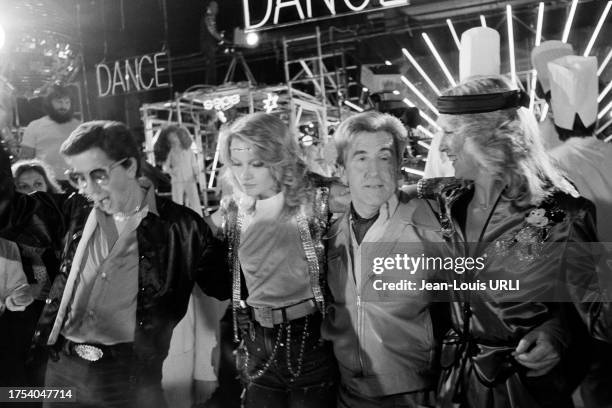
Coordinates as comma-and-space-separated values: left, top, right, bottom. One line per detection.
249, 298, 318, 328
56, 335, 134, 362
441, 330, 520, 386
439, 329, 524, 407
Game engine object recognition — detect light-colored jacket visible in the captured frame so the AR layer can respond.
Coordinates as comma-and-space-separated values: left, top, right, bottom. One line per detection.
322, 191, 445, 397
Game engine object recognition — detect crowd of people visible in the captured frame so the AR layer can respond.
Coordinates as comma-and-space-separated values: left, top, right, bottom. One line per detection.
1, 28, 612, 408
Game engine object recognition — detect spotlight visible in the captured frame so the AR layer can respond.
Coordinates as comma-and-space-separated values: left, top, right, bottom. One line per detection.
599, 49, 612, 76
209, 149, 220, 189
422, 33, 456, 86
234, 28, 260, 48
562, 0, 579, 43
446, 19, 461, 50
402, 167, 425, 176
344, 100, 364, 112
301, 134, 314, 147
217, 111, 227, 123
246, 32, 259, 46
0, 23, 5, 50
584, 1, 611, 56
507, 4, 517, 86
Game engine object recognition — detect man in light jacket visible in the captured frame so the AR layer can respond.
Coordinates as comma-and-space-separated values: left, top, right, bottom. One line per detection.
322, 111, 445, 407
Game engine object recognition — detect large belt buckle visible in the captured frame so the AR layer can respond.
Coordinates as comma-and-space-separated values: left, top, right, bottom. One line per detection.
257, 306, 274, 328
74, 344, 104, 362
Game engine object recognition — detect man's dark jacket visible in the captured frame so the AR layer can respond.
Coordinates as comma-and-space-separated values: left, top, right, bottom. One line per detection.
31, 193, 230, 386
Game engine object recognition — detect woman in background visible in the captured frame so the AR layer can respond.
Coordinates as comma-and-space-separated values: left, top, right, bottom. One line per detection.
154, 125, 224, 407
12, 159, 63, 195
154, 125, 202, 216
0, 144, 63, 404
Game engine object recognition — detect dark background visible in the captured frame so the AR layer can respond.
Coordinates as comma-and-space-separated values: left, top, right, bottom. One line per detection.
1, 0, 610, 128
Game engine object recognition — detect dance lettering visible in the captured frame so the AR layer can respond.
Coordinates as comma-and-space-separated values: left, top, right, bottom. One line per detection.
96, 52, 170, 97
243, 0, 409, 30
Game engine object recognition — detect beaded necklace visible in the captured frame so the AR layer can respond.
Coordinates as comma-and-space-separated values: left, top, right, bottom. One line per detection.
226, 187, 330, 380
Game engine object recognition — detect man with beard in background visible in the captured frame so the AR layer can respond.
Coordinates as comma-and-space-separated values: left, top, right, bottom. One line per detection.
21, 85, 81, 190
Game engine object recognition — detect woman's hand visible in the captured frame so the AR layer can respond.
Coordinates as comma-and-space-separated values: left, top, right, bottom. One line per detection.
193, 380, 217, 405
513, 330, 561, 377
208, 210, 223, 230
416, 177, 470, 199
329, 181, 350, 213
4, 284, 33, 312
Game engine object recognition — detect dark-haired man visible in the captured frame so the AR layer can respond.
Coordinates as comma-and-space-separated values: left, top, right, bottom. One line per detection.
31, 121, 228, 408
21, 85, 81, 189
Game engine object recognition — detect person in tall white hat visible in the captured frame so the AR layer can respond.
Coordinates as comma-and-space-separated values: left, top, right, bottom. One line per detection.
531, 40, 576, 150
424, 26, 501, 179
546, 55, 612, 408
531, 41, 575, 98
459, 26, 501, 82
547, 56, 612, 243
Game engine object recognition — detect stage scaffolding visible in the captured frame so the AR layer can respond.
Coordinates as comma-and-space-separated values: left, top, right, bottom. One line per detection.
282, 27, 360, 141
140, 80, 337, 212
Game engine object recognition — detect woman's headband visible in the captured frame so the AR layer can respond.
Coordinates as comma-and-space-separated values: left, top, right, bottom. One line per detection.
436, 90, 530, 115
